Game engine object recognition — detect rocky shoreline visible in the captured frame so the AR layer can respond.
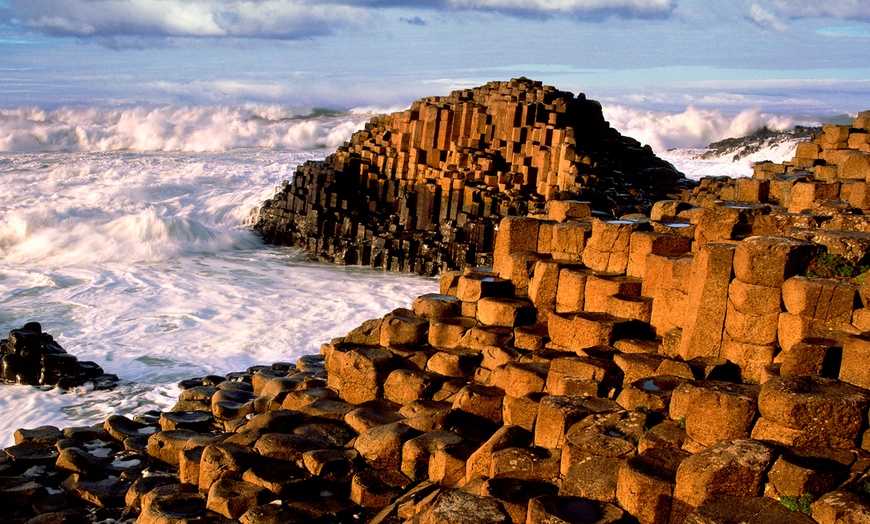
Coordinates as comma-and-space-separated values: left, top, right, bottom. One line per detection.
2, 84, 870, 523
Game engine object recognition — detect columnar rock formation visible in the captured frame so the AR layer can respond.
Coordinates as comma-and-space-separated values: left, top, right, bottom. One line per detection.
8, 177, 870, 521
680, 111, 870, 266
5, 97, 870, 523
254, 78, 690, 275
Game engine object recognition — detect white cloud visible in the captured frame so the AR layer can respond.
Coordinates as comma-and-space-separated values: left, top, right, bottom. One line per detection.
447, 0, 674, 16
8, 0, 365, 39
5, 0, 677, 45
747, 3, 788, 32
765, 0, 870, 22
150, 80, 294, 102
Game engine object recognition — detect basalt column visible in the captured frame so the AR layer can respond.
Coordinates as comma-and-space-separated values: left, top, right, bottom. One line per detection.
254, 78, 692, 275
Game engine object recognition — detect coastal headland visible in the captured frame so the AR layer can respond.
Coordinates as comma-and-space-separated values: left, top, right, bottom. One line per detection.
3, 79, 870, 523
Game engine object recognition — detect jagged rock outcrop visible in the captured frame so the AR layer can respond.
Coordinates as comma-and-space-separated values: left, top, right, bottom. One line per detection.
254, 78, 692, 275
700, 125, 819, 162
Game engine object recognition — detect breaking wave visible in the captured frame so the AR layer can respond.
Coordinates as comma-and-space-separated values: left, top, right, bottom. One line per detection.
601, 105, 811, 153
0, 105, 373, 152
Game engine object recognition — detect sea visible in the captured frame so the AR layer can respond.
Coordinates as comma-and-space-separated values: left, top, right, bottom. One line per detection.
0, 103, 819, 447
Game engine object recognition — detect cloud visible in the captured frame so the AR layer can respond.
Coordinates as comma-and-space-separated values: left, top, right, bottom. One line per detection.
4, 0, 677, 45
746, 3, 788, 32
6, 0, 365, 40
400, 16, 426, 26
446, 0, 675, 18
762, 0, 870, 22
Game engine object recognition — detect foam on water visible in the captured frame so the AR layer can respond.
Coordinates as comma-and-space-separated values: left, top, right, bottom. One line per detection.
601, 105, 816, 179
0, 105, 367, 152
659, 137, 802, 180
601, 105, 799, 152
0, 112, 436, 447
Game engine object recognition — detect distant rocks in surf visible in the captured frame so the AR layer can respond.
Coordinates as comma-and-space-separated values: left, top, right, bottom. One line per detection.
254, 77, 693, 275
700, 125, 820, 162
1, 322, 118, 390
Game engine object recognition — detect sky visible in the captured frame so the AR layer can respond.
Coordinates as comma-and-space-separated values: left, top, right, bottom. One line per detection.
0, 0, 869, 118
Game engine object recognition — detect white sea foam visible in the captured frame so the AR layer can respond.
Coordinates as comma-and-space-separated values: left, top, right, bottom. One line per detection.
659, 138, 802, 180
601, 104, 818, 179
0, 105, 374, 153
0, 114, 436, 447
602, 105, 802, 153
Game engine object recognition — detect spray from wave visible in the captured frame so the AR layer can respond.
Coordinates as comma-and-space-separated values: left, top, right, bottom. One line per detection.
601, 105, 824, 179
0, 105, 373, 153
601, 105, 805, 153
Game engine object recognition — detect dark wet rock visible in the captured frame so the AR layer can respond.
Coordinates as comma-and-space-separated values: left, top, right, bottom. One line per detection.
1, 323, 118, 389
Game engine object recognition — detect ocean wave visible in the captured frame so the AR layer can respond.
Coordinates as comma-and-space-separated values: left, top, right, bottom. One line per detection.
601, 105, 813, 153
659, 138, 802, 180
0, 105, 373, 153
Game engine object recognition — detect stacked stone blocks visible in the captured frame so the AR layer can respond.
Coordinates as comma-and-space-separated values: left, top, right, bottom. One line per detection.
255, 79, 688, 275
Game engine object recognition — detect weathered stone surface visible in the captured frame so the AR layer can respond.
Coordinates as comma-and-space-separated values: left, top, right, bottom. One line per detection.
452, 383, 504, 424
137, 484, 209, 524
534, 394, 596, 450
147, 429, 198, 467
490, 445, 561, 483
560, 456, 623, 503
685, 495, 816, 524
616, 376, 685, 414
810, 490, 870, 524
679, 243, 735, 360
757, 375, 870, 444
59, 474, 131, 508
616, 447, 689, 524
682, 381, 759, 446
583, 218, 645, 274
476, 297, 535, 327
780, 337, 840, 377
104, 414, 159, 442
199, 443, 259, 493
627, 231, 691, 279
782, 276, 856, 323
354, 422, 420, 470
671, 439, 774, 522
466, 425, 533, 482
480, 478, 558, 524
489, 362, 548, 398
380, 310, 429, 348
765, 447, 851, 499
350, 469, 411, 508
206, 478, 271, 519
732, 236, 820, 287
413, 293, 462, 320
549, 312, 647, 353
418, 489, 510, 524
841, 333, 870, 389
527, 495, 627, 524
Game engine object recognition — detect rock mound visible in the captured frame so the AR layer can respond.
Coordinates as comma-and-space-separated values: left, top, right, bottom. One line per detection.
254, 78, 691, 275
